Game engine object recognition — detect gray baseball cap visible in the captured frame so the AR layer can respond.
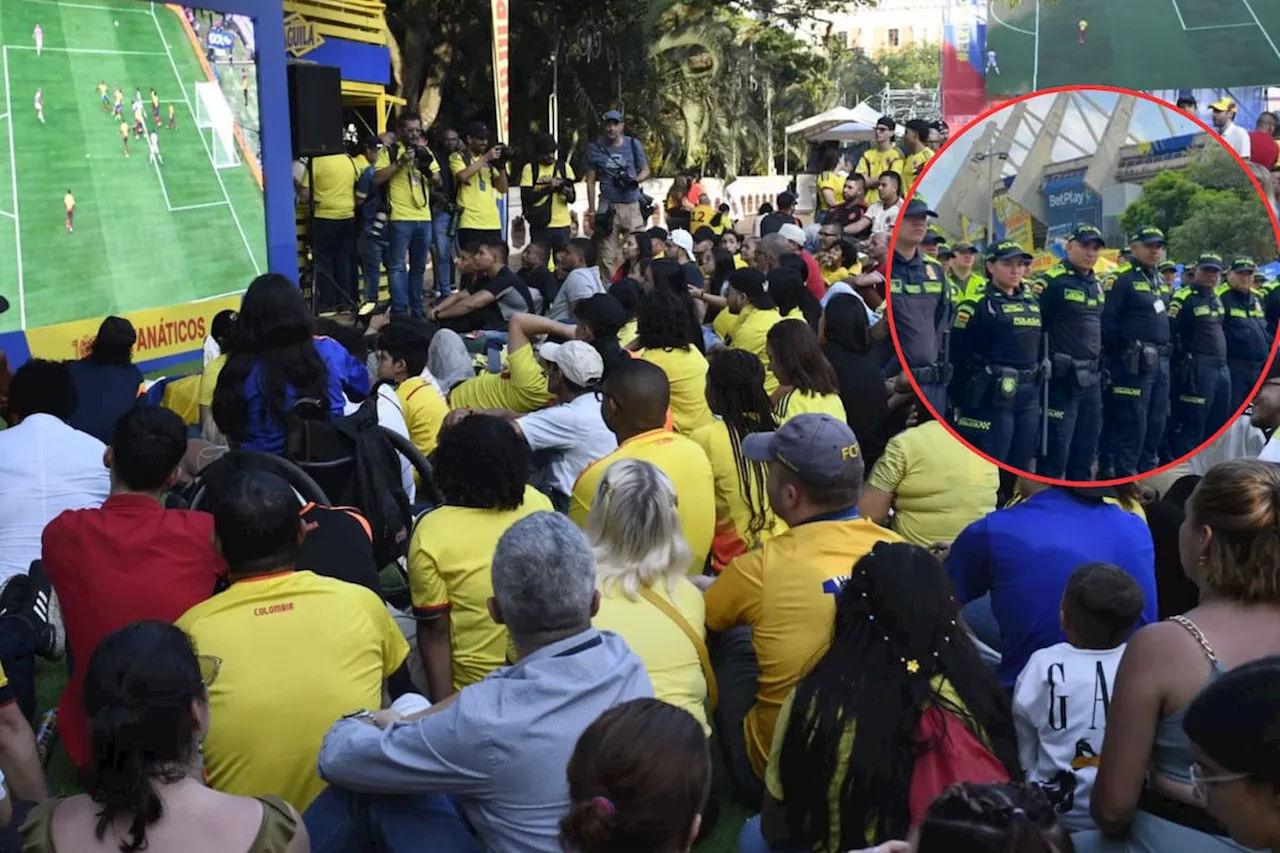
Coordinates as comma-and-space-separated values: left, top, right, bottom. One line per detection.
742, 414, 864, 489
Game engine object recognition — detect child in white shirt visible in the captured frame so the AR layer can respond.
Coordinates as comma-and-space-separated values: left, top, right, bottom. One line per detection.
1012, 561, 1146, 831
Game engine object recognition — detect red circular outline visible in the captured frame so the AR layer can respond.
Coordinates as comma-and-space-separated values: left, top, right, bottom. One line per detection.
884, 84, 1280, 487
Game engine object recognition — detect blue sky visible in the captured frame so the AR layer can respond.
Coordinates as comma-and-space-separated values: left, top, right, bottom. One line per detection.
917, 92, 1202, 202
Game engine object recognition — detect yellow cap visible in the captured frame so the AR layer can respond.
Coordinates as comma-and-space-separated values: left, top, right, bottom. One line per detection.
1210, 97, 1236, 112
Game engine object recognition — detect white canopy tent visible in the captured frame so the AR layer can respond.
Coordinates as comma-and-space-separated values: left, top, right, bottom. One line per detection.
782, 102, 903, 174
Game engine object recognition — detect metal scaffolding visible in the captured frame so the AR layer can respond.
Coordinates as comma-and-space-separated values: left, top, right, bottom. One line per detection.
878, 84, 941, 122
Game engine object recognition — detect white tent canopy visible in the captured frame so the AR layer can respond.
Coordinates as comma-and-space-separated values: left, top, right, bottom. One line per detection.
784, 102, 902, 143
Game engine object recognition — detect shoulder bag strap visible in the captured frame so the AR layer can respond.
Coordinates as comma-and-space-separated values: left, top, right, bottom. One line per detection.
638, 586, 719, 711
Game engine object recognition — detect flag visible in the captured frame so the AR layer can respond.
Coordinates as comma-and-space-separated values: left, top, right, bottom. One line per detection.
490, 0, 510, 143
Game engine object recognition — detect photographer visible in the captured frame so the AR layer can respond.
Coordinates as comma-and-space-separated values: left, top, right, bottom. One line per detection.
430, 127, 463, 297
520, 132, 576, 252
354, 134, 393, 302
373, 109, 442, 317
449, 121, 509, 250
585, 108, 650, 276
296, 148, 360, 310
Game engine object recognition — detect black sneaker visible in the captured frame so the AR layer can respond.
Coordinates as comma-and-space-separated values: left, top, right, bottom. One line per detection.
17, 562, 63, 661
0, 574, 30, 618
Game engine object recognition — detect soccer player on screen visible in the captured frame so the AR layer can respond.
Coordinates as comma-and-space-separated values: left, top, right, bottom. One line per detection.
120, 121, 129, 157
986, 49, 1000, 75
98, 81, 109, 112
34, 88, 44, 124
148, 131, 162, 166
1079, 19, 1088, 44
33, 24, 43, 57
167, 102, 176, 129
151, 89, 161, 127
113, 87, 124, 119
133, 102, 145, 138
64, 190, 75, 233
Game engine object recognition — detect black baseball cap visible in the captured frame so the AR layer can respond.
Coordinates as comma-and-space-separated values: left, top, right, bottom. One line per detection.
923, 226, 946, 244
1197, 252, 1225, 271
937, 244, 954, 259
645, 226, 668, 243
573, 293, 627, 337
988, 241, 1034, 262
1129, 226, 1166, 246
1230, 257, 1257, 272
742, 413, 864, 489
1158, 261, 1178, 273
903, 196, 937, 218
777, 190, 797, 207
692, 226, 717, 244
1254, 272, 1269, 283
951, 241, 977, 253
875, 115, 895, 131
464, 121, 491, 141
1068, 225, 1105, 246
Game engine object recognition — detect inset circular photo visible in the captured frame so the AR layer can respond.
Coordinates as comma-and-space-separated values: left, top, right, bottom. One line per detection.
886, 86, 1280, 485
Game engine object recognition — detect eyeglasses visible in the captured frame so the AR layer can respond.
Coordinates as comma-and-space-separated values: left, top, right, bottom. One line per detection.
1190, 761, 1249, 801
198, 654, 222, 688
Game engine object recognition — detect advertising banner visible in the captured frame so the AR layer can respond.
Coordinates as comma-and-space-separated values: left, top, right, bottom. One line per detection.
993, 192, 1034, 251
490, 0, 510, 143
1042, 170, 1101, 245
941, 0, 987, 130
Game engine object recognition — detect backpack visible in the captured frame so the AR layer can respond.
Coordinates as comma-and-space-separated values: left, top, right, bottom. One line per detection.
907, 706, 1011, 829
285, 396, 412, 568
522, 160, 569, 232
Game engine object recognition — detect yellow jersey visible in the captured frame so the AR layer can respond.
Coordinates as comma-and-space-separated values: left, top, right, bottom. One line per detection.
300, 154, 359, 220
199, 355, 227, 408
374, 144, 440, 222
168, 103, 175, 119
705, 513, 901, 776
449, 151, 503, 231
151, 93, 159, 109
64, 194, 75, 213
900, 146, 936, 195
725, 305, 785, 395
815, 171, 844, 212
688, 420, 787, 570
856, 146, 902, 205
114, 90, 123, 105
638, 346, 714, 434
409, 485, 553, 689
176, 571, 409, 811
690, 204, 716, 233
133, 105, 144, 123
519, 161, 576, 229
571, 428, 715, 574
775, 389, 846, 424
119, 122, 128, 140
97, 83, 108, 98
395, 376, 449, 458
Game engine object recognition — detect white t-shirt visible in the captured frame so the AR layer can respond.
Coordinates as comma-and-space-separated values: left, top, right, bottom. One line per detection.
517, 392, 617, 498
1012, 641, 1126, 832
149, 133, 160, 152
1218, 121, 1251, 161
868, 199, 903, 235
1259, 432, 1280, 463
0, 414, 110, 584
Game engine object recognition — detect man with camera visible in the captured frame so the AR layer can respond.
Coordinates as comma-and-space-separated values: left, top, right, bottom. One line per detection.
373, 110, 442, 317
520, 132, 576, 252
354, 134, 394, 302
585, 109, 650, 276
429, 128, 464, 297
449, 122, 509, 251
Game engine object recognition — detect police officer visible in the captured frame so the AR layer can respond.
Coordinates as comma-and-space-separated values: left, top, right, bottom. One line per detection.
883, 196, 951, 414
1262, 275, 1280, 338
950, 241, 1044, 470
1157, 261, 1179, 298
1032, 224, 1105, 481
1218, 256, 1271, 411
1168, 253, 1232, 457
922, 225, 946, 259
1100, 226, 1171, 478
943, 240, 985, 301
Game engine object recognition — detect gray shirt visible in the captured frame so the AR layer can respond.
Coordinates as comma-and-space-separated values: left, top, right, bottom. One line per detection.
586, 136, 647, 205
316, 628, 652, 853
549, 266, 604, 323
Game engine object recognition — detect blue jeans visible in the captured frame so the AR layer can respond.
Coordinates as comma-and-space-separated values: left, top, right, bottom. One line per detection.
388, 219, 433, 316
432, 210, 454, 296
357, 234, 388, 303
304, 785, 481, 853
738, 815, 809, 853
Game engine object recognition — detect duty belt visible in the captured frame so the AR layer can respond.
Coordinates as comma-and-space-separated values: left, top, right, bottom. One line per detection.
911, 361, 953, 385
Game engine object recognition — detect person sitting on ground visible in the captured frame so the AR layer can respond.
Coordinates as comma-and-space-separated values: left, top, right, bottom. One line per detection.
43, 405, 226, 776
766, 319, 846, 424
1013, 562, 1145, 831
374, 321, 449, 459
200, 308, 238, 445
519, 238, 560, 311
665, 230, 705, 289
636, 288, 714, 433
176, 469, 411, 812
913, 783, 1073, 853
775, 223, 826, 302
716, 268, 784, 394
427, 238, 540, 332
859, 400, 999, 548
701, 414, 902, 809
19, 621, 308, 853
0, 658, 47, 838
212, 274, 370, 455
690, 350, 786, 571
570, 360, 714, 575
586, 460, 709, 734
443, 308, 555, 413
407, 415, 553, 700
549, 238, 605, 323
560, 698, 711, 853
303, 512, 653, 853
613, 230, 653, 285
611, 276, 642, 347
820, 295, 890, 469
66, 315, 145, 444
740, 543, 1019, 852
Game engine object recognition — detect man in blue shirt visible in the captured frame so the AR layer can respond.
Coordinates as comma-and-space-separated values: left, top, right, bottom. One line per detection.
354, 135, 391, 303
944, 480, 1157, 688
585, 109, 650, 277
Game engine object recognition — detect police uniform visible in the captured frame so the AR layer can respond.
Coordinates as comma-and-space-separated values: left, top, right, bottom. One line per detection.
884, 197, 952, 414
950, 242, 1043, 471
1262, 277, 1280, 339
1168, 253, 1232, 458
941, 241, 986, 302
1032, 225, 1105, 481
1099, 227, 1172, 478
1217, 257, 1271, 411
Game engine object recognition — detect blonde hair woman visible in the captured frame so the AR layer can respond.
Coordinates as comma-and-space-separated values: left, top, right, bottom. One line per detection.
585, 459, 710, 736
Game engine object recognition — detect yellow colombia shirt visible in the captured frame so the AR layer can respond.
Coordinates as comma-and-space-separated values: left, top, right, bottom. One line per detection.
639, 346, 714, 434
409, 484, 553, 690
301, 154, 359, 220
690, 204, 716, 233
705, 512, 901, 777
725, 305, 785, 395
856, 146, 902, 205
199, 354, 227, 407
374, 145, 440, 222
395, 376, 449, 457
775, 389, 847, 425
899, 146, 935, 195
449, 151, 502, 231
593, 578, 710, 735
448, 344, 553, 413
689, 420, 787, 570
571, 428, 715, 575
519, 161, 577, 229
176, 571, 409, 811
815, 171, 844, 212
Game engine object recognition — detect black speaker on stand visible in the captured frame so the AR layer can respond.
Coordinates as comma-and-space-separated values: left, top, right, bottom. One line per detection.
287, 62, 350, 316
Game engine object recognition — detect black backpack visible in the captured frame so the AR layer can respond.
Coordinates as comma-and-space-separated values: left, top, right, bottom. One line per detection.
285, 396, 412, 568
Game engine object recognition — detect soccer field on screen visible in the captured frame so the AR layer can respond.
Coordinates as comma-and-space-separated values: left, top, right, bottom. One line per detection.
986, 0, 1280, 98
0, 0, 265, 334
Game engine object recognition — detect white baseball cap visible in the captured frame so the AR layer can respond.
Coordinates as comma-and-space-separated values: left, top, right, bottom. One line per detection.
778, 223, 806, 247
538, 340, 604, 387
667, 228, 695, 257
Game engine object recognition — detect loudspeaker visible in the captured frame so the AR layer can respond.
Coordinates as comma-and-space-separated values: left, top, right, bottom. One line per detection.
287, 63, 343, 157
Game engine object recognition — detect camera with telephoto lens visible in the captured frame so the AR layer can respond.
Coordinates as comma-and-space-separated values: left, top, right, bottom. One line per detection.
410, 143, 437, 174
492, 144, 513, 165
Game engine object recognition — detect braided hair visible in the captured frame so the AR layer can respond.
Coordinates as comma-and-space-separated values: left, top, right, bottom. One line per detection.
917, 782, 1072, 853
705, 350, 778, 543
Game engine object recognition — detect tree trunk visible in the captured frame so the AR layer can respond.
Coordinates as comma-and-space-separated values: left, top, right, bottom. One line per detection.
418, 39, 453, 129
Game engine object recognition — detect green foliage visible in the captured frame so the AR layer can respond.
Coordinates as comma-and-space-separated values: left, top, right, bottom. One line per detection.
1118, 171, 1203, 237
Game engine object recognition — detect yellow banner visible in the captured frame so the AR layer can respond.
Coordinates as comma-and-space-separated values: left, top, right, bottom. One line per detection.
24, 296, 242, 365
993, 194, 1034, 252
490, 0, 510, 143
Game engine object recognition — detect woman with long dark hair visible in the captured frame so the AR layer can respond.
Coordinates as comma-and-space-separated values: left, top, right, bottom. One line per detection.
637, 288, 713, 433
766, 320, 846, 424
690, 350, 784, 571
613, 230, 653, 284
19, 621, 307, 853
916, 782, 1074, 853
767, 264, 821, 328
740, 542, 1020, 852
820, 295, 890, 470
611, 277, 642, 347
665, 177, 693, 233
211, 274, 369, 455
66, 315, 146, 443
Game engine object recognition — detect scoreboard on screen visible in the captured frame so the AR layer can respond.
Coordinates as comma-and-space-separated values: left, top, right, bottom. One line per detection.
207, 28, 234, 51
